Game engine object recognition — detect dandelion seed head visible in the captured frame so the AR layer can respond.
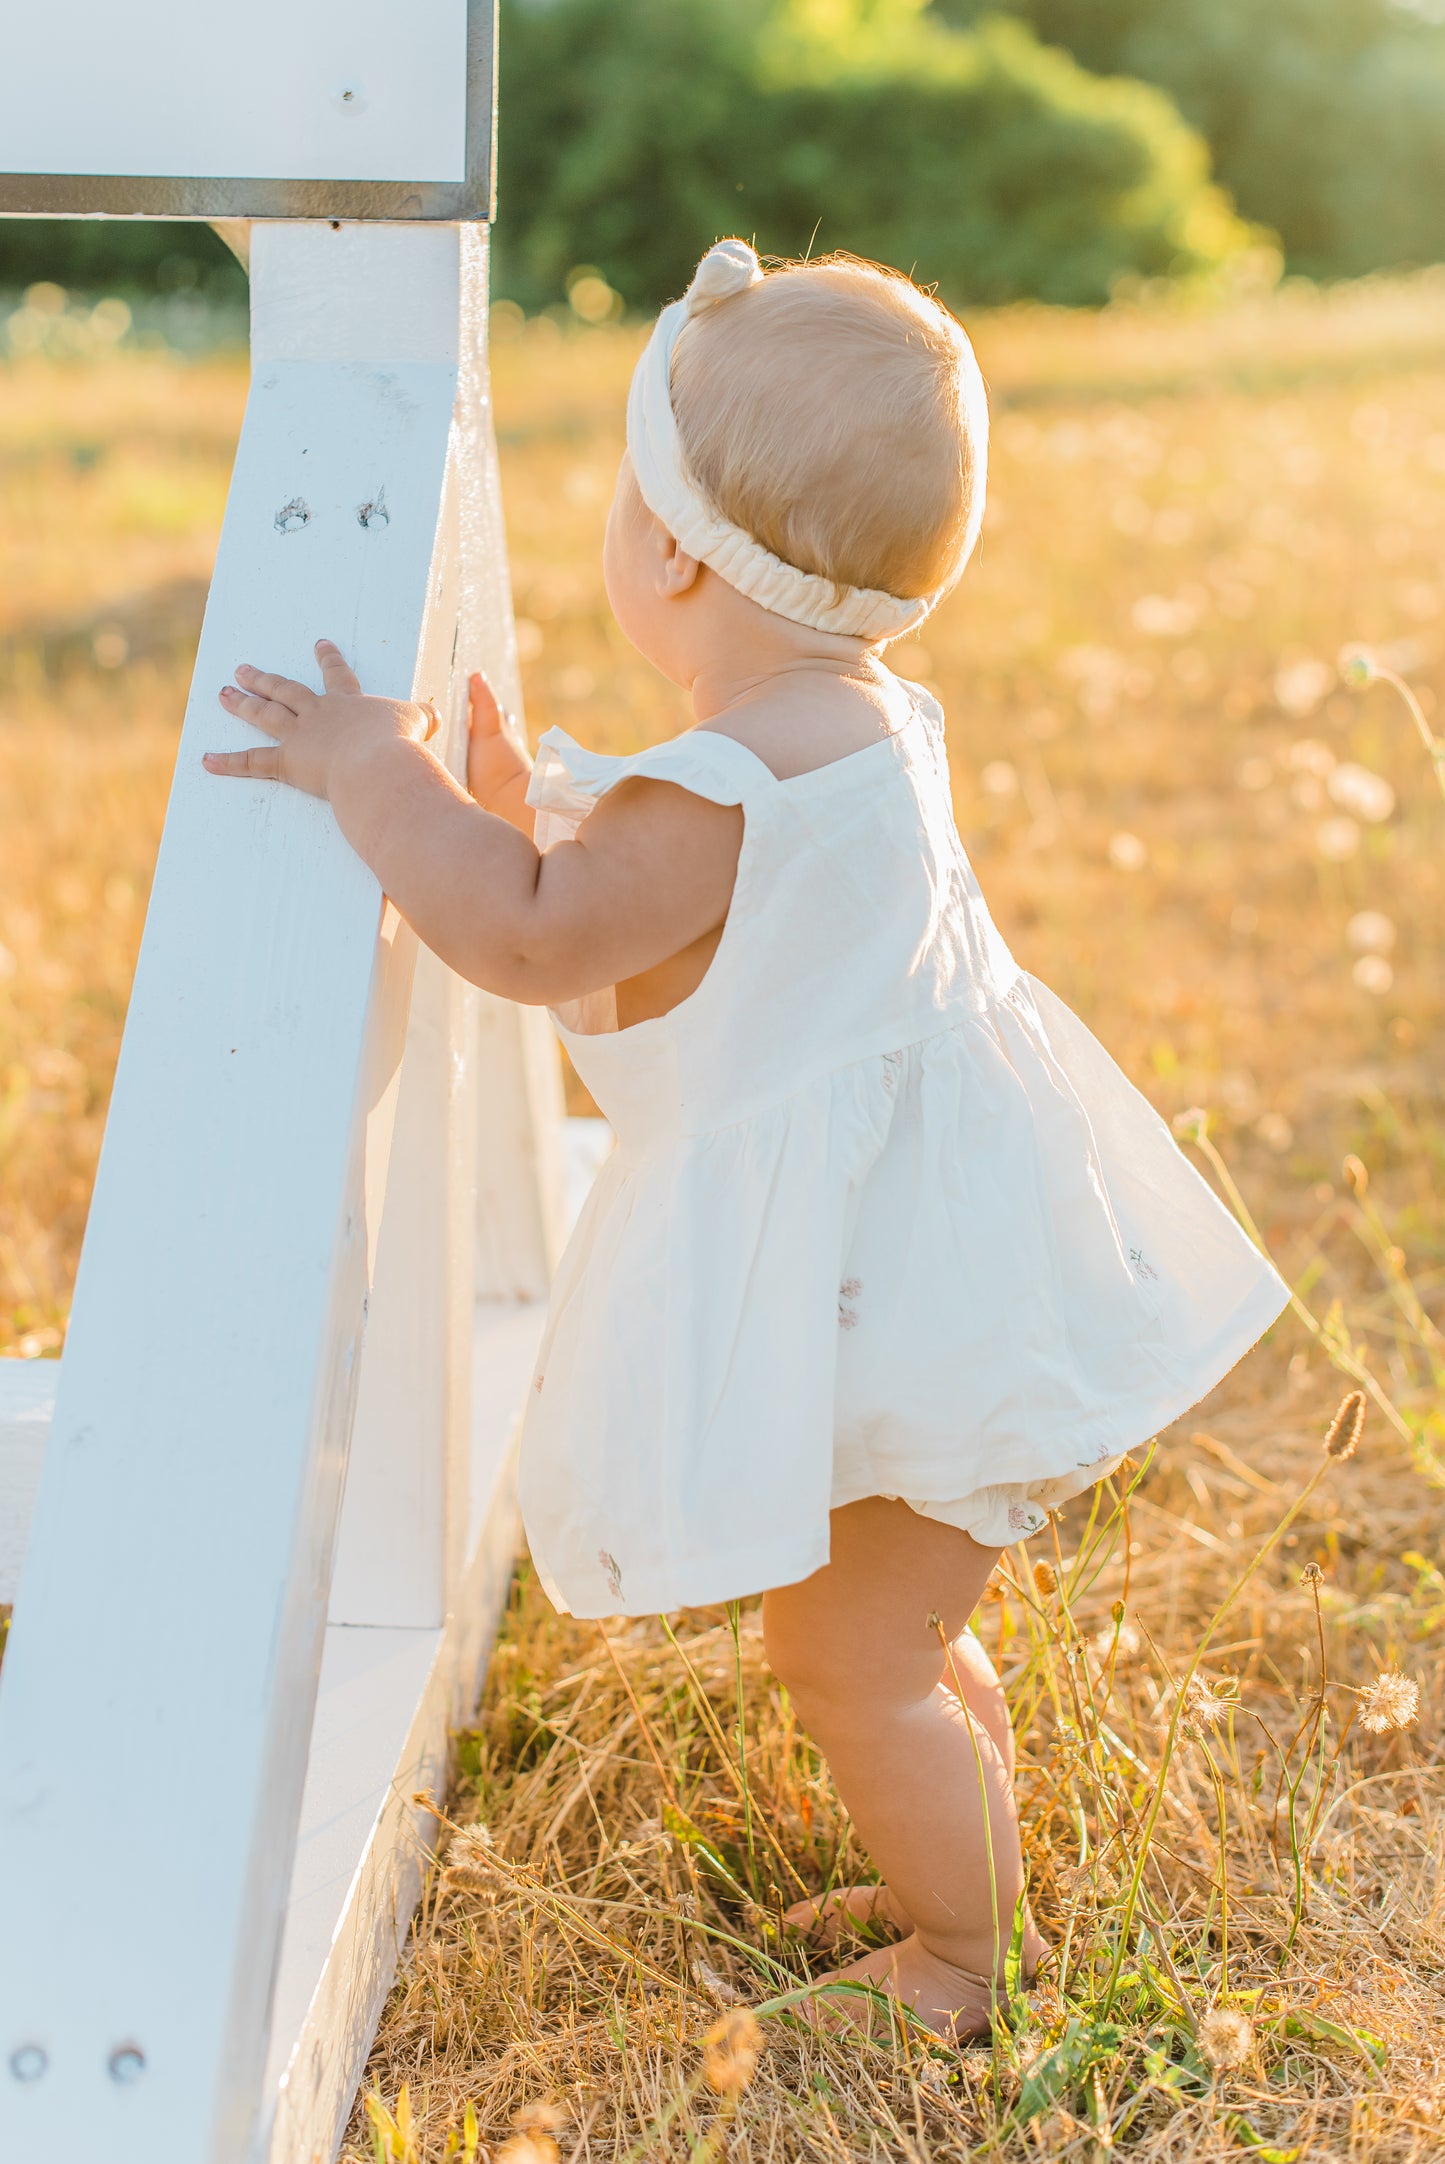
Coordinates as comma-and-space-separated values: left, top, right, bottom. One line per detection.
1346, 910, 1396, 956
1352, 954, 1395, 995
703, 2008, 764, 2094
1180, 1673, 1235, 1739
1323, 1391, 1366, 1460
1256, 1110, 1295, 1153
1198, 2007, 1254, 2072
1172, 1105, 1210, 1144
1299, 1561, 1325, 1588
1358, 1669, 1419, 1734
1286, 734, 1336, 776
1092, 1618, 1140, 1661
1329, 760, 1396, 824
1276, 660, 1333, 717
1316, 814, 1362, 862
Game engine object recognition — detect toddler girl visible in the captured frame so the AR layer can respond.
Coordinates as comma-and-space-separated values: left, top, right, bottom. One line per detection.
205, 240, 1288, 2039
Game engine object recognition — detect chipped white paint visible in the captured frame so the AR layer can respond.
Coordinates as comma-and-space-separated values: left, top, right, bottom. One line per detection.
0, 220, 565, 2164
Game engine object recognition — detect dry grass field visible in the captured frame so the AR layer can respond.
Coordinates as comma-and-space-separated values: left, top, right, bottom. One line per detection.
3, 271, 1445, 2158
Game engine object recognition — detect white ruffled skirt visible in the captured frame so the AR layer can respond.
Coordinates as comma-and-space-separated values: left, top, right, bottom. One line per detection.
518, 975, 1288, 1619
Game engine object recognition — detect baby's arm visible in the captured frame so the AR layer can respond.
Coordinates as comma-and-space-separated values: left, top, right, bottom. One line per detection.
204, 641, 742, 1007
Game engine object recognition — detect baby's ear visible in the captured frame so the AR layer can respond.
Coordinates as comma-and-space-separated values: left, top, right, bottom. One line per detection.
658, 537, 702, 599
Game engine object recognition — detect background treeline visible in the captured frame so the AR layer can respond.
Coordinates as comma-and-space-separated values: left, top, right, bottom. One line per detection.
4, 0, 1445, 311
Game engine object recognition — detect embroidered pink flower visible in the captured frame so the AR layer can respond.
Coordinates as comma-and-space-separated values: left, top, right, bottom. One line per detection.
598, 1548, 623, 1600
1007, 1504, 1046, 1533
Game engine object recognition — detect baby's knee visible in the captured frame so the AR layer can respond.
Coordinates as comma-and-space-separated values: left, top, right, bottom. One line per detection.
762, 1592, 940, 1721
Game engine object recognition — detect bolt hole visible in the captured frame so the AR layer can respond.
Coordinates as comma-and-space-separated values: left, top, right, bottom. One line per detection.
108, 2044, 146, 2085
9, 2045, 47, 2082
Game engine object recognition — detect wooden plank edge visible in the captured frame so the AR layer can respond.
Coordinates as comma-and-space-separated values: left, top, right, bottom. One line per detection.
262, 1432, 521, 2164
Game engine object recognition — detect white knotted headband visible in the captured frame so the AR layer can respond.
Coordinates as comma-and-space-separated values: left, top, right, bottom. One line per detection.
626, 238, 980, 642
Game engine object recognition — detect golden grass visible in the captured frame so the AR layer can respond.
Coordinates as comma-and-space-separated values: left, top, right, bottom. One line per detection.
2, 277, 1444, 2156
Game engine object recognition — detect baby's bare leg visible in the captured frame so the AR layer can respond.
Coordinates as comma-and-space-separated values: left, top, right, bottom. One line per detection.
764, 1499, 1043, 2038
781, 1623, 1014, 1945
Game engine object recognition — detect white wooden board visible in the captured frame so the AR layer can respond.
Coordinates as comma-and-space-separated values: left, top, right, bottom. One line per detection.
0, 221, 487, 2164
1, 1, 468, 183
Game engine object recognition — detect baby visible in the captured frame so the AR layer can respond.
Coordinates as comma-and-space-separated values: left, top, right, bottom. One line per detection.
206, 240, 1287, 2039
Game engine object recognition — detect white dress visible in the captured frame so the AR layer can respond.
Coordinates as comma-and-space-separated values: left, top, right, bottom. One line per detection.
517, 680, 1288, 1619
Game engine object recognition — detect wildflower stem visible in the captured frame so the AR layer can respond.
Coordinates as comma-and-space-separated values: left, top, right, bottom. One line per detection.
1103, 1455, 1335, 2011
1188, 1129, 1420, 1457
1374, 662, 1445, 808
726, 1602, 759, 1887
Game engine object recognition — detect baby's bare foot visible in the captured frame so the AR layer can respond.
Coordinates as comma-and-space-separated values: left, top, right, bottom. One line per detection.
783, 1882, 911, 1947
808, 1934, 1004, 2044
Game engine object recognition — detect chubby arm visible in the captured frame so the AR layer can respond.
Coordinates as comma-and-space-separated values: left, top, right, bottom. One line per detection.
203, 640, 742, 1007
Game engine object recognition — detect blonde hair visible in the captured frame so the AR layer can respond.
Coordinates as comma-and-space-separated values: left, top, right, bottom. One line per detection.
668, 253, 987, 606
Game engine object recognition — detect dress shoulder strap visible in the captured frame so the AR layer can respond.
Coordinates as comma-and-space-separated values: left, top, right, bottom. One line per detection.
526, 725, 770, 846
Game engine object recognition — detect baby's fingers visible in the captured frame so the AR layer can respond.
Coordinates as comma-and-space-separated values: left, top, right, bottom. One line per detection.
232, 661, 310, 712
468, 670, 507, 738
219, 682, 295, 738
203, 743, 283, 781
315, 638, 362, 695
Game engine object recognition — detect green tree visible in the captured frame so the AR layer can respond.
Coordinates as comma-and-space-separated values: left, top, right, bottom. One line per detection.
936, 0, 1445, 276
495, 0, 1253, 309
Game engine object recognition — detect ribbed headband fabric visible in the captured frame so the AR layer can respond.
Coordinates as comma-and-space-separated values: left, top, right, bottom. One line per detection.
625, 239, 984, 641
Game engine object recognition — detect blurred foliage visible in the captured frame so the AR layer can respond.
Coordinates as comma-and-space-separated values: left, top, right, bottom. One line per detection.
938, 0, 1445, 278
493, 0, 1253, 310
0, 219, 245, 305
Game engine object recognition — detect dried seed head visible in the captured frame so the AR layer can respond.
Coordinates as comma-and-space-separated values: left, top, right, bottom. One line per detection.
497, 2103, 564, 2164
1110, 1599, 1126, 1625
1342, 1153, 1369, 1196
1323, 1391, 1366, 1460
1299, 1561, 1324, 1588
513, 2103, 564, 2135
496, 2135, 560, 2164
1358, 1669, 1420, 1734
1180, 1673, 1235, 1740
1339, 645, 1379, 688
1197, 2007, 1254, 2072
1033, 1560, 1058, 1598
703, 2008, 764, 2095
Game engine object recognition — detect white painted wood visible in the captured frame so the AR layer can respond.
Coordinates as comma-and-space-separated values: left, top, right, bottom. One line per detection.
263, 1295, 537, 2163
0, 1363, 55, 1605
0, 1121, 608, 1613
326, 421, 481, 1636
476, 999, 570, 1299
0, 221, 488, 2164
1, 1, 468, 184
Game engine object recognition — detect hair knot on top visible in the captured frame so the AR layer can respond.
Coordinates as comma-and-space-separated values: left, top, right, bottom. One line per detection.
684, 239, 764, 316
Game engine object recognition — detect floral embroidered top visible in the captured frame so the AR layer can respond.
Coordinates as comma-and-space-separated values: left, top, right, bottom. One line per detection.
516, 679, 1287, 1619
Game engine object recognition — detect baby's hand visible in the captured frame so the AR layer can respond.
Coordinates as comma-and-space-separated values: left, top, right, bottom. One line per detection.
466, 671, 535, 835
204, 639, 437, 797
